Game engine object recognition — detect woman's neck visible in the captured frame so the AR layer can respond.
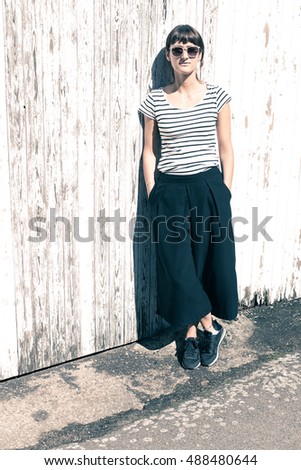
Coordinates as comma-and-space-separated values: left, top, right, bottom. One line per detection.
172, 73, 203, 95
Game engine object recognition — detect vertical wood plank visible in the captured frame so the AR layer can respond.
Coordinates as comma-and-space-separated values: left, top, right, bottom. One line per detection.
76, 0, 96, 355
3, 0, 37, 374
120, 0, 140, 345
23, 0, 51, 371
108, 0, 121, 349
0, 0, 18, 380
40, 0, 66, 364
57, 0, 81, 359
94, 0, 111, 351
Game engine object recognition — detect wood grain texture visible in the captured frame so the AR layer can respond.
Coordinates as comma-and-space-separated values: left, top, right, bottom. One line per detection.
76, 0, 96, 355
3, 0, 36, 374
94, 0, 111, 352
2, 0, 300, 380
0, 0, 18, 379
204, 0, 301, 306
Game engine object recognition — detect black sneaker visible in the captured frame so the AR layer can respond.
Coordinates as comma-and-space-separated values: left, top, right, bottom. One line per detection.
182, 337, 201, 369
200, 320, 226, 367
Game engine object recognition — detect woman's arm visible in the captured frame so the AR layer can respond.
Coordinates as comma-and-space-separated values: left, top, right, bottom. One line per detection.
217, 102, 234, 191
142, 116, 157, 197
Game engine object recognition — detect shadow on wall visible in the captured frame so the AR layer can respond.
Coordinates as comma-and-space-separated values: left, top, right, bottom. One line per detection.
132, 48, 173, 344
151, 47, 174, 89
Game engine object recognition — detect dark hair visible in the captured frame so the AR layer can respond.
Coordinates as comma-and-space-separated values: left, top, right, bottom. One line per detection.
165, 24, 205, 55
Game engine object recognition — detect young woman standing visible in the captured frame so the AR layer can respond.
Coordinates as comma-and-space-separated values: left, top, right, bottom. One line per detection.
139, 25, 238, 370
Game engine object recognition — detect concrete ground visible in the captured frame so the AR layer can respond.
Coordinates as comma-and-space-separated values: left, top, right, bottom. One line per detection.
0, 298, 300, 451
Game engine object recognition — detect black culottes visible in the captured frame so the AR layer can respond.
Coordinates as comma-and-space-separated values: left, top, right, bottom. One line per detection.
148, 166, 238, 327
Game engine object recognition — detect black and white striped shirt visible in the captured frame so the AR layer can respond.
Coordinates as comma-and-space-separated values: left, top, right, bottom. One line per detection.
139, 84, 231, 175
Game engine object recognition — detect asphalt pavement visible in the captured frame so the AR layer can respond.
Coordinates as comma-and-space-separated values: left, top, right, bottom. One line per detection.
0, 298, 300, 451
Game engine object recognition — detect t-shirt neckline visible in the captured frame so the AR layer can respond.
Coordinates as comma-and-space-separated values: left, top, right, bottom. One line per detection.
161, 83, 209, 110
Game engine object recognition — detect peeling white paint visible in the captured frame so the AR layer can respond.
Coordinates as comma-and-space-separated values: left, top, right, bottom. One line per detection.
1, 0, 300, 380
204, 0, 301, 306
0, 1, 204, 379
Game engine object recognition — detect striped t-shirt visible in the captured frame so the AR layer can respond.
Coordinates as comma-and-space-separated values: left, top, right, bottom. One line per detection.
139, 84, 231, 175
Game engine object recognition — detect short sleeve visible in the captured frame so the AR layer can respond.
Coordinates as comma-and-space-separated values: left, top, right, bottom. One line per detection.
216, 86, 232, 113
138, 92, 156, 120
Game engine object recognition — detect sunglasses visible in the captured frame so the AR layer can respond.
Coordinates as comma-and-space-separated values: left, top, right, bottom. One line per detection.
170, 46, 201, 59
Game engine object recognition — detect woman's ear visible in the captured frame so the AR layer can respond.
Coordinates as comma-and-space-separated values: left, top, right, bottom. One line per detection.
165, 49, 171, 62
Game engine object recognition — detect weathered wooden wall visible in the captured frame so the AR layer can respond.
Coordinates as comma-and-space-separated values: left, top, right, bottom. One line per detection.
1, 0, 300, 381
203, 0, 301, 306
0, 0, 204, 380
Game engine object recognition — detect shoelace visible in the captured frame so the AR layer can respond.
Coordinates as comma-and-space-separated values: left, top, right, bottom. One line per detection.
202, 332, 215, 354
184, 339, 199, 358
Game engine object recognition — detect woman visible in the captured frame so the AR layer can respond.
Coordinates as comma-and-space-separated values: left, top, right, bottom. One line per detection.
139, 24, 238, 370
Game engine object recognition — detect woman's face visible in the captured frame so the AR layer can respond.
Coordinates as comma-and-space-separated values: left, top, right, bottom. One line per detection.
166, 41, 202, 76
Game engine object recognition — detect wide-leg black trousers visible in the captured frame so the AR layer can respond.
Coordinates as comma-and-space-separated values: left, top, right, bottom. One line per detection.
148, 166, 238, 327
